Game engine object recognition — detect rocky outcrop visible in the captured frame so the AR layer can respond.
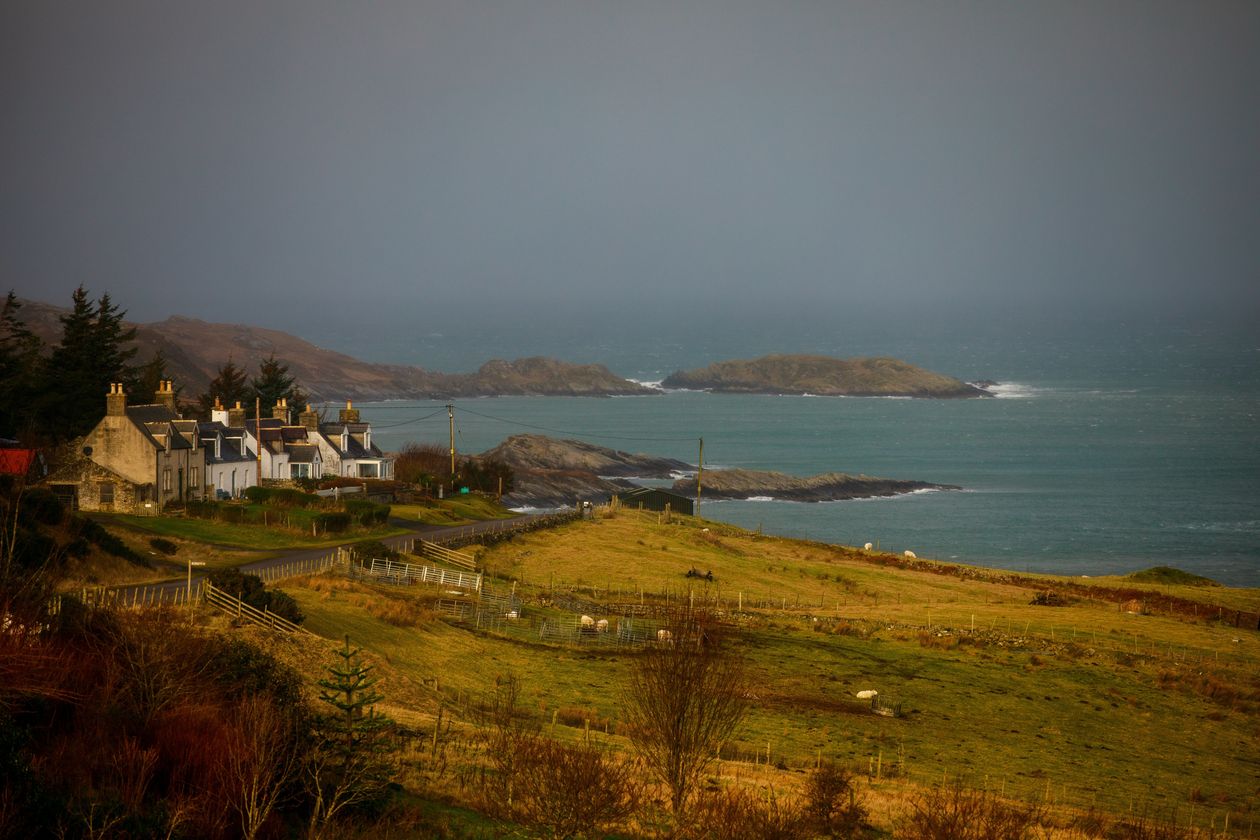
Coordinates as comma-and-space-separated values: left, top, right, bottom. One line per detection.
482, 434, 690, 478
662, 354, 991, 398
673, 468, 959, 502
482, 434, 692, 509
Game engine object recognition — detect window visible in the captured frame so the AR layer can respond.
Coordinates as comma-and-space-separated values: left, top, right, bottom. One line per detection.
190, 467, 199, 489
98, 482, 114, 504
162, 469, 171, 492
290, 463, 310, 478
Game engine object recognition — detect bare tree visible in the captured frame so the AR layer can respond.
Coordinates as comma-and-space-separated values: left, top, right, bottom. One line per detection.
621, 606, 750, 815
221, 694, 304, 840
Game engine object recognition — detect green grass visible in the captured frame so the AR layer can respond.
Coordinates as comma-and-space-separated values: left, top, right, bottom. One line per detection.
102, 513, 408, 550
1128, 566, 1218, 587
393, 495, 516, 526
246, 511, 1260, 831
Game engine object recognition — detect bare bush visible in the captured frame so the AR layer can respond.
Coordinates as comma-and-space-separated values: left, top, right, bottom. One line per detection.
512, 732, 642, 839
898, 781, 1042, 840
621, 605, 750, 815
677, 786, 810, 840
803, 762, 867, 838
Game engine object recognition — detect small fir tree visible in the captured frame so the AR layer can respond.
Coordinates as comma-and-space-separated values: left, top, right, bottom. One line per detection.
42, 287, 138, 439
305, 636, 396, 838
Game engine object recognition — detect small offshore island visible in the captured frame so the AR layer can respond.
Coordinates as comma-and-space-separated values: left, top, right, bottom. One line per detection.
663, 354, 993, 398
481, 434, 958, 508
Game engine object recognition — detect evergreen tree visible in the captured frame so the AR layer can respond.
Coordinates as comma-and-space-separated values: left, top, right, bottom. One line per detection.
305, 636, 396, 837
0, 292, 46, 440
250, 355, 308, 421
197, 359, 251, 419
134, 348, 182, 406
43, 287, 138, 439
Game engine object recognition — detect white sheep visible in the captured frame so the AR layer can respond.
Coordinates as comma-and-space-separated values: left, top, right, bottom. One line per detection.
904, 550, 916, 559
656, 629, 674, 644
596, 619, 609, 633
855, 689, 878, 700
504, 610, 519, 620
863, 542, 873, 551
580, 615, 595, 628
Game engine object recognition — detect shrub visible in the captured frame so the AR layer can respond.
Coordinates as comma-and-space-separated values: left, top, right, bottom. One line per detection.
19, 487, 65, 526
510, 733, 641, 840
73, 517, 146, 566
149, 537, 178, 556
898, 782, 1042, 840
344, 498, 390, 526
678, 787, 809, 840
315, 512, 352, 533
244, 486, 319, 508
350, 540, 401, 563
803, 763, 866, 838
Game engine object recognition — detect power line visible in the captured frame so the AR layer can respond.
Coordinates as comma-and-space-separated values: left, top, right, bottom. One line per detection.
369, 408, 450, 429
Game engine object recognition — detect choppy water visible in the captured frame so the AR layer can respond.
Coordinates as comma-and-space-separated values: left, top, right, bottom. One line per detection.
349, 321, 1260, 586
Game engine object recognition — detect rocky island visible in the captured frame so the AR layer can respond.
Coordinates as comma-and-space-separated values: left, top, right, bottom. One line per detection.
478, 434, 959, 508
674, 468, 959, 502
662, 354, 992, 398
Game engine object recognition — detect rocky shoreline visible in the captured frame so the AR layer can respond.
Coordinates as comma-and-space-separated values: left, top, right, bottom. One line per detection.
663, 354, 992, 398
671, 468, 959, 502
481, 434, 959, 508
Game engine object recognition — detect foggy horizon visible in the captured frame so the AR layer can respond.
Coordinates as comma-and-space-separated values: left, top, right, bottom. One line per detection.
4, 2, 1258, 349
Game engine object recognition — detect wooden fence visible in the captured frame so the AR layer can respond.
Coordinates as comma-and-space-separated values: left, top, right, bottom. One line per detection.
417, 541, 477, 571
354, 557, 483, 593
203, 581, 311, 635
252, 550, 345, 584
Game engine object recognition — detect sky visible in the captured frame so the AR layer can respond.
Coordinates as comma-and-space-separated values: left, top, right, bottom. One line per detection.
3, 1, 1258, 353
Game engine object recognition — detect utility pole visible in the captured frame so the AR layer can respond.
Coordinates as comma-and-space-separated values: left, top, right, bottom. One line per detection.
255, 396, 263, 482
447, 404, 456, 481
696, 436, 704, 516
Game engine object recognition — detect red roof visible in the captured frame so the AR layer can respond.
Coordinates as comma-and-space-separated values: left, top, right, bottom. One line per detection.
0, 449, 37, 476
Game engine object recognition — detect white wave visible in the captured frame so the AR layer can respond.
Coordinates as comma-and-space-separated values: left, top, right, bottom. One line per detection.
984, 382, 1042, 399
626, 378, 666, 390
744, 495, 776, 502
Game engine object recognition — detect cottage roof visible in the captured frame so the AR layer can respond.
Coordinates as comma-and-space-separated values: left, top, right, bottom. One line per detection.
286, 444, 319, 464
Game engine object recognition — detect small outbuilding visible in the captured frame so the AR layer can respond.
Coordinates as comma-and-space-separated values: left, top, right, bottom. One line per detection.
613, 486, 694, 516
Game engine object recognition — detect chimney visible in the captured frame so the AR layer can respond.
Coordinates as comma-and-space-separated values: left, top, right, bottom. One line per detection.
227, 400, 246, 429
272, 398, 290, 423
155, 380, 176, 412
106, 383, 127, 417
299, 403, 320, 431
211, 396, 230, 426
338, 400, 360, 424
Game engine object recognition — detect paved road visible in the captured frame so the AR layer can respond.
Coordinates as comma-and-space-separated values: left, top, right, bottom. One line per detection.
119, 513, 552, 600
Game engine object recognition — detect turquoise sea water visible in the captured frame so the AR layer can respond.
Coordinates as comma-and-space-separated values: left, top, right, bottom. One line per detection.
350, 322, 1260, 587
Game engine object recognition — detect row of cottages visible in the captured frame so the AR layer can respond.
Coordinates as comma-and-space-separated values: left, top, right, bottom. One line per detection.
46, 383, 392, 513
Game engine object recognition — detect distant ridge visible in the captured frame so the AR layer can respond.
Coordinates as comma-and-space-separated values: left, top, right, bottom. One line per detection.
662, 354, 991, 398
15, 298, 655, 401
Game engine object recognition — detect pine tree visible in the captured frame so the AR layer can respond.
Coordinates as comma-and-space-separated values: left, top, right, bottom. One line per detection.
134, 348, 182, 406
0, 292, 46, 440
306, 636, 396, 838
250, 355, 308, 421
41, 287, 139, 439
197, 359, 251, 419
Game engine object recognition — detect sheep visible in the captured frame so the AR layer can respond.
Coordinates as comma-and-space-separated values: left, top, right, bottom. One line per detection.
863, 542, 873, 551
855, 689, 878, 700
903, 550, 916, 559
580, 615, 595, 628
596, 619, 609, 633
656, 629, 674, 645
505, 610, 519, 620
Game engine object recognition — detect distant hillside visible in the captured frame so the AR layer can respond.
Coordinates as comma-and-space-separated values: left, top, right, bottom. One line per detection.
17, 299, 654, 402
662, 354, 991, 397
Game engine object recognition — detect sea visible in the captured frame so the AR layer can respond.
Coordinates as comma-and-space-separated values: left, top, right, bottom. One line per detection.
332, 317, 1260, 588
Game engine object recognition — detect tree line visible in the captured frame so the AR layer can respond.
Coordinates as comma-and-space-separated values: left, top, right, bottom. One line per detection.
0, 288, 309, 443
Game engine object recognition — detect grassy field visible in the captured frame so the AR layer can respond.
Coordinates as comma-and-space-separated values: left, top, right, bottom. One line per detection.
392, 495, 517, 526
261, 508, 1260, 836
101, 511, 409, 550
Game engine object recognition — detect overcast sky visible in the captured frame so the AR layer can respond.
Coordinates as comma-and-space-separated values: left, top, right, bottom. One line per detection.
3, 1, 1258, 342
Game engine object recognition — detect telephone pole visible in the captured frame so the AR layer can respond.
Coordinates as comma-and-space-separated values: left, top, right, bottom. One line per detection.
696, 436, 704, 516
447, 404, 456, 480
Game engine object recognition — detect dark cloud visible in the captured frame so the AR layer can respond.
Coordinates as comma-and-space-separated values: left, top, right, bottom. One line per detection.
3, 1, 1258, 339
